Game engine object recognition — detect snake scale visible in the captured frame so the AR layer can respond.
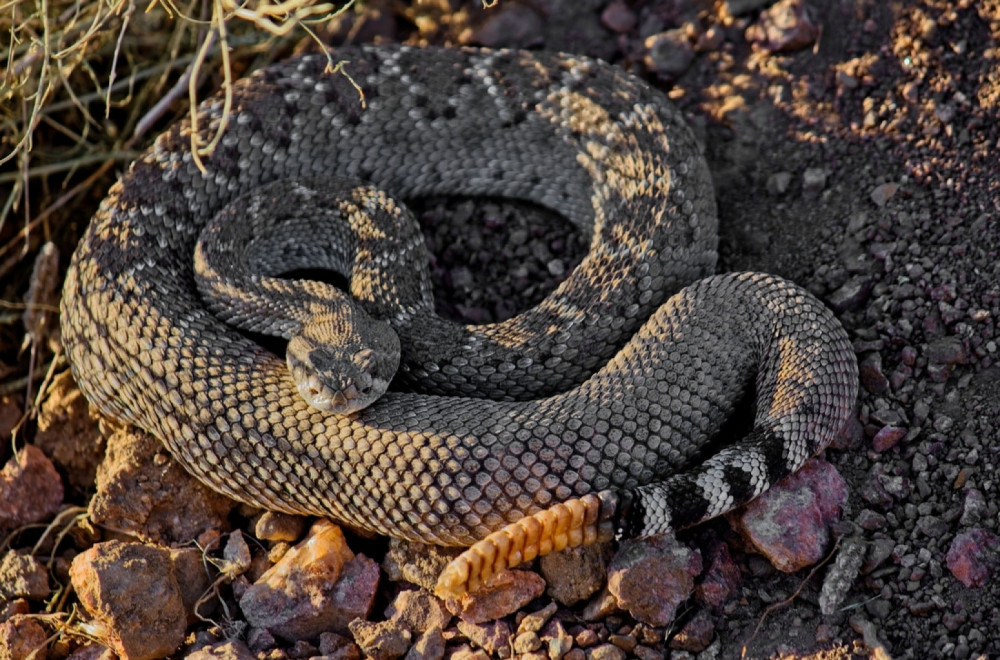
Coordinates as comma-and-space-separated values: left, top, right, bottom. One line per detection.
60, 45, 858, 596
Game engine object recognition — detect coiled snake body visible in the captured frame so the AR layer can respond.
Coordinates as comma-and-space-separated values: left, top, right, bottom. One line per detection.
60, 46, 858, 595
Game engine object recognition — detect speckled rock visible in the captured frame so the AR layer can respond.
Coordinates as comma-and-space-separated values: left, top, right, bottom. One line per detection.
69, 541, 186, 660
445, 570, 545, 623
694, 541, 742, 611
607, 535, 703, 626
0, 551, 49, 601
0, 615, 48, 660
456, 618, 511, 655
88, 426, 234, 544
348, 618, 411, 660
385, 589, 451, 634
539, 544, 607, 606
185, 640, 255, 660
240, 520, 377, 641
0, 444, 63, 534
731, 458, 848, 572
947, 528, 1000, 588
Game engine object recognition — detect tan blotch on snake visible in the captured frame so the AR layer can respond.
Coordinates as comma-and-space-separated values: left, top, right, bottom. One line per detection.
60, 46, 859, 598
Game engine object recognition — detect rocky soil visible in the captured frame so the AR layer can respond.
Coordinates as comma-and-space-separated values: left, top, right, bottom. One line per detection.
2, 1, 999, 659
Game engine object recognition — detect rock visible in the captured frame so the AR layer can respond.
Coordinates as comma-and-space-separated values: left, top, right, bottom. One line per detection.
239, 520, 378, 640
584, 644, 625, 660
254, 511, 308, 543
185, 640, 255, 660
445, 569, 545, 623
667, 609, 714, 652
580, 587, 619, 621
539, 544, 606, 606
925, 336, 967, 365
348, 619, 412, 660
947, 528, 1000, 588
870, 183, 899, 207
541, 620, 573, 660
33, 370, 103, 494
456, 619, 512, 655
802, 167, 828, 194
872, 425, 906, 452
724, 0, 774, 15
517, 601, 558, 634
745, 0, 820, 52
0, 551, 50, 601
858, 353, 890, 395
70, 541, 187, 660
513, 631, 542, 654
600, 0, 636, 33
168, 547, 213, 624
0, 444, 63, 533
766, 171, 793, 195
403, 626, 444, 660
319, 632, 362, 660
643, 29, 696, 80
88, 426, 235, 544
731, 458, 848, 572
383, 539, 459, 591
827, 277, 872, 313
694, 541, 742, 611
446, 645, 489, 660
0, 615, 48, 660
385, 589, 451, 634
607, 535, 703, 626
467, 4, 544, 49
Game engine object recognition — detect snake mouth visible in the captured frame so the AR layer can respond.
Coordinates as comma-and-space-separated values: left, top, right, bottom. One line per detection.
287, 356, 386, 414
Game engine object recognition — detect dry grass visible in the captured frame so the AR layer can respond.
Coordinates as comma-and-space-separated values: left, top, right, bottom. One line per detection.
0, 0, 357, 280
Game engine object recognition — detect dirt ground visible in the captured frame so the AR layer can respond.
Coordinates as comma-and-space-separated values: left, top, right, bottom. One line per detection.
2, 0, 1000, 658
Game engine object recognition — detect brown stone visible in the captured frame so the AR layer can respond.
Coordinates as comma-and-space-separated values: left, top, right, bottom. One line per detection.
0, 444, 63, 534
88, 426, 234, 544
69, 541, 186, 660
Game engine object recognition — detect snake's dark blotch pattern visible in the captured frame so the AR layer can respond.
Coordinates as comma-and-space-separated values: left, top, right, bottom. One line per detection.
61, 46, 858, 547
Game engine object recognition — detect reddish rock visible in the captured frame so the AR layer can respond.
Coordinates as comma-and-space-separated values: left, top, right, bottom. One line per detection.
0, 551, 50, 601
538, 544, 606, 606
405, 626, 444, 660
0, 444, 63, 533
348, 619, 411, 660
667, 609, 715, 652
872, 425, 906, 452
319, 632, 362, 660
239, 520, 377, 641
745, 0, 820, 52
88, 426, 234, 544
694, 541, 742, 611
600, 1, 636, 33
947, 528, 1000, 588
731, 458, 848, 572
517, 601, 558, 634
69, 541, 187, 660
185, 640, 256, 660
34, 370, 104, 494
0, 615, 48, 660
607, 535, 703, 627
456, 619, 512, 655
445, 570, 545, 624
168, 547, 213, 624
858, 353, 890, 395
383, 539, 459, 591
254, 511, 308, 543
384, 589, 450, 634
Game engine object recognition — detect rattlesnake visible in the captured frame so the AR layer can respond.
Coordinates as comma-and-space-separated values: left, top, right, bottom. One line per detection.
59, 45, 858, 596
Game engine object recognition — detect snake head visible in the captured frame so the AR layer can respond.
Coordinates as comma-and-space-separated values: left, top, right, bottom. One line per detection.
287, 309, 400, 414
